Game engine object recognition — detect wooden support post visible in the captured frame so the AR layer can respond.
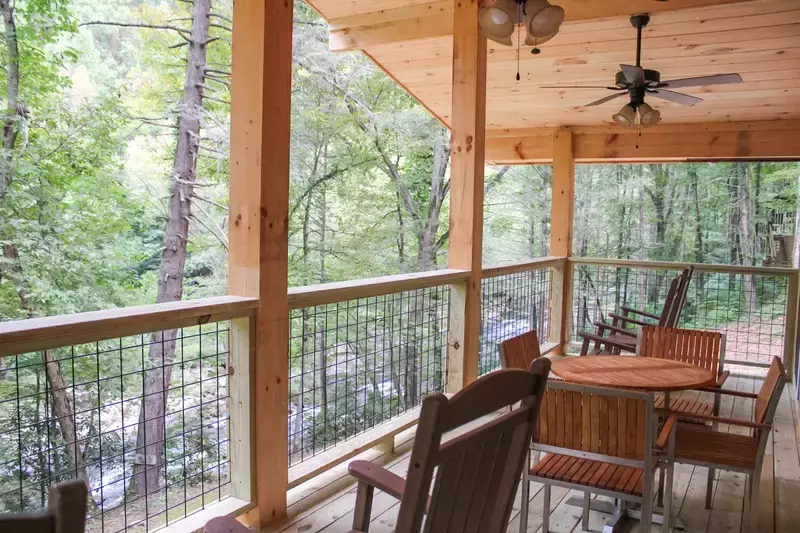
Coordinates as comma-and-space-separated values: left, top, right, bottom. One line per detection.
784, 269, 799, 382
229, 0, 293, 526
376, 436, 395, 455
446, 0, 487, 393
549, 129, 575, 354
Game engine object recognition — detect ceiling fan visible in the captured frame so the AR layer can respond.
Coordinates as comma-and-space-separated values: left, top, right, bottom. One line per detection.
541, 14, 744, 127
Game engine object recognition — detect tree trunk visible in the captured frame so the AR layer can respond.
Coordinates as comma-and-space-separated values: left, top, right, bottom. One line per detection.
0, 0, 20, 199
738, 164, 758, 316
689, 165, 706, 297
43, 351, 87, 481
131, 0, 210, 495
416, 133, 450, 271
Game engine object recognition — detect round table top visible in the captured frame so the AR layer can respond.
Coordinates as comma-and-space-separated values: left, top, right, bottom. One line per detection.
550, 355, 715, 391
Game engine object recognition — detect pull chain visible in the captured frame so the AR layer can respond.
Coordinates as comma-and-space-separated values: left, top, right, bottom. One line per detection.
516, 4, 521, 81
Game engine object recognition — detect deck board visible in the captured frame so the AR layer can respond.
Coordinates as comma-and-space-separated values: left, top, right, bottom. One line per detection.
264, 376, 800, 533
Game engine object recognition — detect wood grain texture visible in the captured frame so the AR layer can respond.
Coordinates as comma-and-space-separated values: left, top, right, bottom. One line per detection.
0, 296, 258, 359
446, 0, 486, 392
308, 0, 800, 130
486, 121, 800, 163
550, 355, 715, 391
229, 0, 293, 525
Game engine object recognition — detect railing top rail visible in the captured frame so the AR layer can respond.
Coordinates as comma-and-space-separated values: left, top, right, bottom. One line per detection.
570, 257, 799, 276
0, 295, 258, 358
481, 256, 566, 278
288, 269, 470, 309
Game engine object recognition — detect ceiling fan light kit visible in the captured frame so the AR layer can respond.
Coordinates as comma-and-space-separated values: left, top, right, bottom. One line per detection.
538, 13, 743, 130
525, 0, 565, 37
478, 0, 565, 47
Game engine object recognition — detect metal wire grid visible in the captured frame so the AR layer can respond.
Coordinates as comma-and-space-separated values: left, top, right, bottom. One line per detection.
0, 322, 231, 533
571, 264, 788, 370
479, 268, 553, 376
288, 286, 450, 466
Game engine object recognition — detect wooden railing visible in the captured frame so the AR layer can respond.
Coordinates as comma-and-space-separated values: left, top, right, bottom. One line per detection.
0, 296, 257, 533
0, 256, 797, 531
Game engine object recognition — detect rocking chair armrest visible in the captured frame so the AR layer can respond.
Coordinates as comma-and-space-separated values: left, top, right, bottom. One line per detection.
577, 330, 636, 352
608, 313, 651, 328
716, 371, 731, 388
349, 460, 405, 501
592, 321, 637, 338
620, 306, 661, 321
655, 414, 678, 451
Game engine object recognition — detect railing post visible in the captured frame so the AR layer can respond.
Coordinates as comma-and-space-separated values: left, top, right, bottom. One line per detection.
229, 0, 293, 525
784, 269, 799, 382
229, 315, 255, 502
446, 0, 487, 393
549, 129, 575, 354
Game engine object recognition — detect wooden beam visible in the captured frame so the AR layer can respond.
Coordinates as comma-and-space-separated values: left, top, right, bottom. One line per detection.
549, 130, 575, 354
485, 120, 800, 164
327, 0, 755, 52
446, 0, 486, 393
229, 0, 293, 526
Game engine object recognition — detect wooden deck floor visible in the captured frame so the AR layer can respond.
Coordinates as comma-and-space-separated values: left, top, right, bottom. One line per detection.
266, 375, 800, 533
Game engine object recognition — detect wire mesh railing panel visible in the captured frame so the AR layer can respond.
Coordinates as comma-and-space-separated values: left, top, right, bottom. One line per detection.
0, 322, 231, 533
571, 262, 789, 372
480, 268, 553, 375
288, 285, 450, 467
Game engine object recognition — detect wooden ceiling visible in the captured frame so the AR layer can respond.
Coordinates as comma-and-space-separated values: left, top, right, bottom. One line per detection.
306, 0, 800, 131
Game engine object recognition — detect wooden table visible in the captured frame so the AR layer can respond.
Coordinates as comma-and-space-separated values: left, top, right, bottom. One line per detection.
549, 355, 714, 533
550, 355, 715, 391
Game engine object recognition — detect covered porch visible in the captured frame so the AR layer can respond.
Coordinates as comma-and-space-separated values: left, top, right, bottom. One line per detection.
1, 0, 800, 532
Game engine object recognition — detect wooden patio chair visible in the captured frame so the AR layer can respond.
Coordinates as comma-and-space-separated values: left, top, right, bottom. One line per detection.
577, 267, 693, 356
666, 356, 786, 531
345, 358, 551, 533
499, 329, 542, 370
0, 480, 88, 533
639, 326, 729, 420
521, 380, 677, 533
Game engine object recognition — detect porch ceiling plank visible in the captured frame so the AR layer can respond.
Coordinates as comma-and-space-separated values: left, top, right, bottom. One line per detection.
325, 0, 764, 52
484, 120, 800, 163
308, 0, 800, 130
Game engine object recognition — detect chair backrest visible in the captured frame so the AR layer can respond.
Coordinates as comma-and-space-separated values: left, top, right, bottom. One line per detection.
656, 275, 682, 327
395, 358, 551, 533
534, 381, 654, 463
499, 330, 541, 370
638, 326, 725, 378
755, 357, 787, 426
659, 267, 693, 328
0, 480, 88, 533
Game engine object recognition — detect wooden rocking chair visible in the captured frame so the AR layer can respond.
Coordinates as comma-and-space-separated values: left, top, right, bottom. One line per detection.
0, 480, 88, 533
578, 267, 693, 356
346, 358, 551, 533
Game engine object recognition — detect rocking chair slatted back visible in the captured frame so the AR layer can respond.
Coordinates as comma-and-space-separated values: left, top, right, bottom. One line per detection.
394, 359, 551, 533
0, 480, 88, 533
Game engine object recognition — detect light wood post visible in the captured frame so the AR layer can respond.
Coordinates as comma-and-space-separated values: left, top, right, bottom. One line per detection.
446, 0, 487, 393
229, 0, 293, 525
548, 129, 575, 354
784, 269, 799, 382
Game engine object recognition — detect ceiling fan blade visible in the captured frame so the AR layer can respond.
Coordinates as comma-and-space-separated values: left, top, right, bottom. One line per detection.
660, 73, 743, 89
650, 89, 703, 106
620, 64, 644, 85
585, 92, 627, 107
540, 85, 624, 90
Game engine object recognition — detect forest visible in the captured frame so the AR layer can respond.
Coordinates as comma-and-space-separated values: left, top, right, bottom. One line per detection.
0, 0, 797, 531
